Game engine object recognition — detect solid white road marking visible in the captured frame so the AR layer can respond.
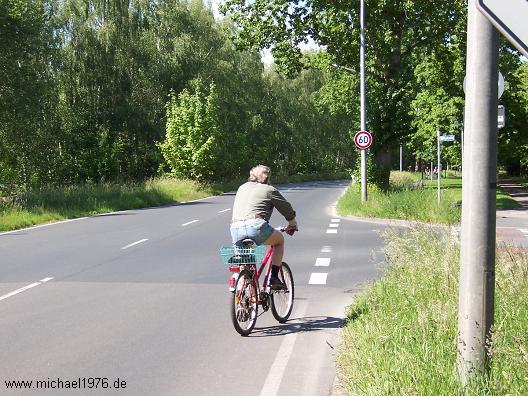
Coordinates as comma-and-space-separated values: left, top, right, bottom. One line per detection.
320, 246, 332, 253
519, 228, 528, 234
329, 223, 339, 228
121, 239, 149, 250
218, 209, 231, 213
326, 229, 338, 234
182, 220, 199, 226
259, 302, 308, 396
0, 277, 54, 302
0, 217, 88, 236
309, 273, 328, 285
331, 218, 341, 223
315, 258, 331, 267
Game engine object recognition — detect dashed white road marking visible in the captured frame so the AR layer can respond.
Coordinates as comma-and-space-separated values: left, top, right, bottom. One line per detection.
320, 246, 332, 253
519, 228, 528, 234
329, 223, 339, 228
218, 209, 231, 213
40, 277, 54, 283
121, 239, 149, 250
326, 229, 338, 234
0, 277, 54, 302
309, 273, 328, 285
331, 218, 341, 223
315, 258, 331, 267
259, 301, 308, 396
182, 220, 199, 226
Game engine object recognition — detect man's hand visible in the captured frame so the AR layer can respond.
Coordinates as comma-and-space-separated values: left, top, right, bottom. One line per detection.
286, 219, 298, 235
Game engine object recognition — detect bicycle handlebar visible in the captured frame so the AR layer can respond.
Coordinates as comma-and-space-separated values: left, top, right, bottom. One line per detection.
277, 225, 298, 235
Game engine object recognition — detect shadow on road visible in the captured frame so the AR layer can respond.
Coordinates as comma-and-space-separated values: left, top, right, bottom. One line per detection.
250, 315, 344, 337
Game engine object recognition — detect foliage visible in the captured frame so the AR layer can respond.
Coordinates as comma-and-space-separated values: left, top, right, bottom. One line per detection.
160, 81, 223, 181
339, 226, 528, 394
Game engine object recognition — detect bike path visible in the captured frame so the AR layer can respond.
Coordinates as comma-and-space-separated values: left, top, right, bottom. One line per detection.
496, 179, 528, 248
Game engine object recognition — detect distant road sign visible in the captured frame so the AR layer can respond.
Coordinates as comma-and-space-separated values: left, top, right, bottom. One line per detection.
354, 131, 373, 149
498, 105, 506, 128
440, 135, 455, 142
477, 0, 528, 58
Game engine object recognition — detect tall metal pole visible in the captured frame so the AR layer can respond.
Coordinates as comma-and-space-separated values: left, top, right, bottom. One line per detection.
437, 130, 441, 203
359, 0, 367, 203
399, 140, 403, 172
457, 0, 498, 385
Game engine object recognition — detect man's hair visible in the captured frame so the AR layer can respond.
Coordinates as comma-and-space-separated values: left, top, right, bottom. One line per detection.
248, 165, 271, 184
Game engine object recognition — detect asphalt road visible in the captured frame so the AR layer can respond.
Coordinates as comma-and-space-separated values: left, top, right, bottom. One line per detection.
0, 180, 387, 396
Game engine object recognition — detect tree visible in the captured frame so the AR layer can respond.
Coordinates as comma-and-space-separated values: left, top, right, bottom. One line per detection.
160, 81, 223, 181
221, 0, 468, 185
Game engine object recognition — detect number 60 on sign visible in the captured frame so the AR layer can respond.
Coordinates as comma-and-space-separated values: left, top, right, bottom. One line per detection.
354, 130, 373, 149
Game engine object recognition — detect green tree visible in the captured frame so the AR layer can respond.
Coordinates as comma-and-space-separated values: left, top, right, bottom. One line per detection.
221, 0, 468, 185
160, 81, 223, 181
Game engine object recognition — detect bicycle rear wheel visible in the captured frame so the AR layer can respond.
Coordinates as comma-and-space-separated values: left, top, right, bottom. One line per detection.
271, 262, 294, 323
230, 270, 258, 336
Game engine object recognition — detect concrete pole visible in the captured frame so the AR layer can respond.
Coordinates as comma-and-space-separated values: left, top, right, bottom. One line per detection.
437, 130, 441, 203
359, 0, 367, 203
457, 0, 498, 385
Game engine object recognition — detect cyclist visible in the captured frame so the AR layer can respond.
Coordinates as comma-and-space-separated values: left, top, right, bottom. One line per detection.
230, 165, 298, 289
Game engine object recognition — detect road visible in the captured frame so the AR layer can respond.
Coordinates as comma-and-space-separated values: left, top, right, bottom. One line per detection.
0, 180, 387, 395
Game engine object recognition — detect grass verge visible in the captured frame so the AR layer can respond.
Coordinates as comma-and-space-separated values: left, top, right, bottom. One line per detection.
0, 172, 349, 232
0, 178, 214, 232
337, 172, 520, 224
339, 226, 528, 395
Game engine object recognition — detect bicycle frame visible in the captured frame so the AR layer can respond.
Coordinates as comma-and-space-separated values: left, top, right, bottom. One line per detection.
229, 245, 275, 305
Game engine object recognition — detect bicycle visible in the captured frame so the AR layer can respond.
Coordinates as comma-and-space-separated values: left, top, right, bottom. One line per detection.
220, 227, 296, 336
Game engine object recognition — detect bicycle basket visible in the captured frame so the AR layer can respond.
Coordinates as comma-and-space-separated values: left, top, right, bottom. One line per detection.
219, 245, 267, 265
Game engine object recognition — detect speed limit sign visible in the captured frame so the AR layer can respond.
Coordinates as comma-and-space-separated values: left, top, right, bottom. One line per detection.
354, 130, 373, 149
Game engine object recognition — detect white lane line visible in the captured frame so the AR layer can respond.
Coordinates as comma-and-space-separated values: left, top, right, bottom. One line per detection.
326, 229, 338, 234
331, 218, 341, 223
39, 277, 54, 283
0, 277, 54, 302
329, 223, 339, 228
182, 220, 199, 226
259, 302, 308, 396
309, 273, 328, 285
218, 209, 231, 213
0, 217, 88, 236
519, 228, 528, 234
315, 258, 331, 267
121, 239, 149, 250
320, 246, 332, 253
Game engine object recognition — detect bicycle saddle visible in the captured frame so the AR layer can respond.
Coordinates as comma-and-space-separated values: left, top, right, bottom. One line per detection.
241, 239, 257, 248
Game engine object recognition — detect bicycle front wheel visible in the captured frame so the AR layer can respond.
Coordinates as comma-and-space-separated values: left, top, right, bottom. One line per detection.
230, 270, 258, 336
271, 262, 294, 323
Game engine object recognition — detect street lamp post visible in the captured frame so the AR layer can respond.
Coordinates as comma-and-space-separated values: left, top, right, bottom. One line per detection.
331, 0, 368, 202
359, 0, 367, 203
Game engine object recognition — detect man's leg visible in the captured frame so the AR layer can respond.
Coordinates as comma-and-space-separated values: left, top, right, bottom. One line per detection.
263, 229, 284, 268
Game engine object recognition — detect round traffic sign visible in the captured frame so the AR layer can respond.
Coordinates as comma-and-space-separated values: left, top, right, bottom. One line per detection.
463, 71, 504, 99
354, 130, 373, 149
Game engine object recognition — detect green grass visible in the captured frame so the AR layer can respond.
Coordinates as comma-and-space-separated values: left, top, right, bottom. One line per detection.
337, 172, 520, 224
0, 178, 213, 232
339, 226, 528, 395
0, 171, 350, 232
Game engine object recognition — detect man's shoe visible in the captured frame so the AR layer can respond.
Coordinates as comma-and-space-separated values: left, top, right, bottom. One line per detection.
269, 275, 286, 290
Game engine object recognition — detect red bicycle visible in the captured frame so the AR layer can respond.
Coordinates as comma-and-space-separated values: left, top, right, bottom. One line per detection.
220, 227, 295, 336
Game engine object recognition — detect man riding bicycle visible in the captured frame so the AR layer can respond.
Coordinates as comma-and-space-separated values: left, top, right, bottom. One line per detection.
230, 165, 298, 289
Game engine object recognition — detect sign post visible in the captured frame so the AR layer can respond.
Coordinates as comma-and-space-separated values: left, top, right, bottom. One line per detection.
457, 0, 499, 385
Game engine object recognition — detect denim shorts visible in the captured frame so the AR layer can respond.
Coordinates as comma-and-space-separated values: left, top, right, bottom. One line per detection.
230, 218, 274, 246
